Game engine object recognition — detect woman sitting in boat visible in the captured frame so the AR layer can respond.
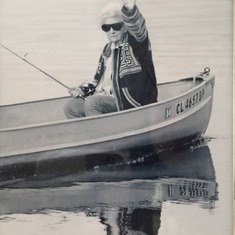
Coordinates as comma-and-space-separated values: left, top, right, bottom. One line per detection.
64, 0, 158, 118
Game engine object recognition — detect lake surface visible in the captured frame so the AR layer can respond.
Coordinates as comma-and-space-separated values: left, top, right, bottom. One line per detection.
0, 0, 233, 234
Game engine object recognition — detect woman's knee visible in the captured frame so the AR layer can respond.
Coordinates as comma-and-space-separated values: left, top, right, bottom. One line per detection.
64, 98, 85, 119
84, 95, 117, 116
83, 96, 100, 116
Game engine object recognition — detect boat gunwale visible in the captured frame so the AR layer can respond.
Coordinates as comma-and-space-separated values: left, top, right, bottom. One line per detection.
0, 78, 193, 108
0, 75, 214, 132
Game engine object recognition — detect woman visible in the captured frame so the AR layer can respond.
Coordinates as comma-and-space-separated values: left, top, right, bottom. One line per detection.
64, 0, 157, 118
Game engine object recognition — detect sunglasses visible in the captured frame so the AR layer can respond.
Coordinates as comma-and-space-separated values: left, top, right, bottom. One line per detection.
101, 22, 124, 32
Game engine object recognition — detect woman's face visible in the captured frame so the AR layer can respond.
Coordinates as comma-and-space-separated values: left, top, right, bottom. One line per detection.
102, 16, 127, 43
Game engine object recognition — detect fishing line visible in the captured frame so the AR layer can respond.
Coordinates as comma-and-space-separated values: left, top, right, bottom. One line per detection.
0, 43, 70, 89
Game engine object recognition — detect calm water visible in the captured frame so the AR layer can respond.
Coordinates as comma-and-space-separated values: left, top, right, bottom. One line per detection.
0, 0, 233, 234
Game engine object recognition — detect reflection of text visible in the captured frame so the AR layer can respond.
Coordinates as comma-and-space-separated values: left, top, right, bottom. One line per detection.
167, 180, 215, 199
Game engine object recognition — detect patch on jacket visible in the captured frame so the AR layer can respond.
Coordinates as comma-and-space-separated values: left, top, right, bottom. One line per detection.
119, 43, 142, 78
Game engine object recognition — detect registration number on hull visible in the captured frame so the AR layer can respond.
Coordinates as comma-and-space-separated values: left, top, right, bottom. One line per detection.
176, 88, 205, 114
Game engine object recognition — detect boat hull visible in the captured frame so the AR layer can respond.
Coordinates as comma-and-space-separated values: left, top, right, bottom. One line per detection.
0, 74, 215, 168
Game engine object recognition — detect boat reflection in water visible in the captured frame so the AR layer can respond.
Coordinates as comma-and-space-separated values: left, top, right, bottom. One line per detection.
0, 141, 217, 235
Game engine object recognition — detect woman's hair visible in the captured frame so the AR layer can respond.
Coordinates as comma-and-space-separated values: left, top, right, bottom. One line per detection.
100, 3, 122, 25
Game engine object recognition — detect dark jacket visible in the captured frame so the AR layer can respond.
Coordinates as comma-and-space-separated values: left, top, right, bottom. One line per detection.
93, 5, 158, 111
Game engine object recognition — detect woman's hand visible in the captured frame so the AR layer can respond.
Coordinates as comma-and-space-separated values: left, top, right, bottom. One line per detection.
122, 0, 136, 10
68, 87, 85, 98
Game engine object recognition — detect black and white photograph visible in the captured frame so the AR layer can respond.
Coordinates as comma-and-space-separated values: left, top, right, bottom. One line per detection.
0, 0, 233, 234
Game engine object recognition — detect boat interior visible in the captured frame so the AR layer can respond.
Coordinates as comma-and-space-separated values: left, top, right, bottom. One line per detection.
0, 77, 202, 129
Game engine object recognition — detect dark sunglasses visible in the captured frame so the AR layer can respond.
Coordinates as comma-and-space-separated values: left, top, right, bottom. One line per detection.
101, 22, 124, 32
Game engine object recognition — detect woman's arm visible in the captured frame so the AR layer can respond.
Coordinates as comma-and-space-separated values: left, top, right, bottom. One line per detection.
121, 0, 148, 43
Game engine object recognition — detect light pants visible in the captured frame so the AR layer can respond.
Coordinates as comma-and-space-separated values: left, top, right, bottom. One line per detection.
64, 94, 117, 119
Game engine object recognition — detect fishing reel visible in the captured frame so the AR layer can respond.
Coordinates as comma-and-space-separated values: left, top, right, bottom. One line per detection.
80, 82, 96, 96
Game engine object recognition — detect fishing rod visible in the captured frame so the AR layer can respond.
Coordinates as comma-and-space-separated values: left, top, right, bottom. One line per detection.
0, 43, 70, 89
